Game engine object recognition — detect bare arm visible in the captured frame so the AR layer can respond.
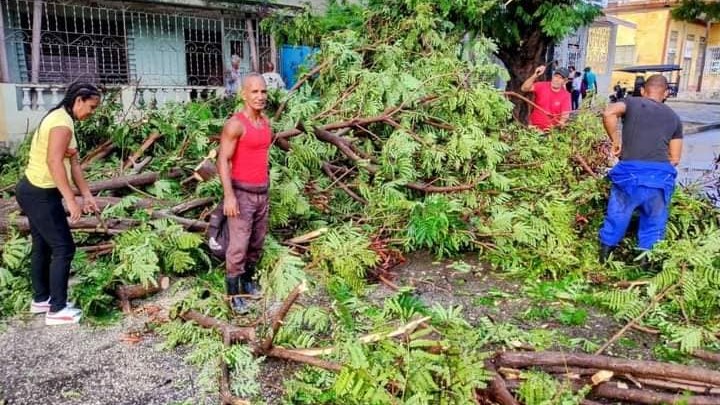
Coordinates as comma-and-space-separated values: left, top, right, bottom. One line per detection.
668, 139, 682, 166
217, 118, 244, 216
70, 154, 99, 213
558, 112, 570, 127
602, 102, 626, 156
521, 65, 545, 92
70, 154, 91, 197
47, 127, 83, 221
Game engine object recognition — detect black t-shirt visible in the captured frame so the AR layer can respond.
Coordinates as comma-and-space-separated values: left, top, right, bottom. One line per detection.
620, 97, 683, 162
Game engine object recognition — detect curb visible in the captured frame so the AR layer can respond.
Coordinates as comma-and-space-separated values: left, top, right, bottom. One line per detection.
685, 122, 720, 135
667, 99, 720, 105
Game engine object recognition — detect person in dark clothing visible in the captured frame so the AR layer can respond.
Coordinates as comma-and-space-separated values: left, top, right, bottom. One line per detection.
217, 73, 271, 314
571, 71, 582, 110
599, 74, 683, 264
16, 83, 101, 325
565, 66, 576, 93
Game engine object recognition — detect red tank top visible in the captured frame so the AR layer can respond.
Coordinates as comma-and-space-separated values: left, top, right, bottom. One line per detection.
230, 112, 271, 185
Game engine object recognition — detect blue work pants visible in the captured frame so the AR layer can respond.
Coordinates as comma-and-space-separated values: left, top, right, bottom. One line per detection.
599, 184, 671, 250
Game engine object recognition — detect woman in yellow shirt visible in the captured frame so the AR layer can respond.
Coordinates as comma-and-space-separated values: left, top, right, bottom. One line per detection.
15, 82, 101, 326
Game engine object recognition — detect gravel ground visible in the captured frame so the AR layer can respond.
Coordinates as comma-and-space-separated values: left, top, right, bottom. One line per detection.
0, 308, 209, 405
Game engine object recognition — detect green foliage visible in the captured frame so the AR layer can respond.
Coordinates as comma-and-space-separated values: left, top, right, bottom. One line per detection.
260, 236, 309, 301
113, 220, 208, 286
406, 195, 472, 258
310, 227, 378, 292
0, 232, 32, 317
518, 371, 590, 405
673, 0, 720, 22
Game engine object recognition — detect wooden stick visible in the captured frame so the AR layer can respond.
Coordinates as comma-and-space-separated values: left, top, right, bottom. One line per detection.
169, 197, 215, 215
288, 316, 431, 357
123, 131, 162, 170
634, 376, 720, 395
572, 154, 599, 178
181, 310, 256, 344
260, 280, 308, 352
595, 285, 674, 355
265, 347, 342, 372
321, 162, 367, 204
285, 227, 328, 245
274, 61, 329, 120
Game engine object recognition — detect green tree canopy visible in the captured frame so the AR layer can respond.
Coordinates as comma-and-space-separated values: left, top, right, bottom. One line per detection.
672, 0, 720, 22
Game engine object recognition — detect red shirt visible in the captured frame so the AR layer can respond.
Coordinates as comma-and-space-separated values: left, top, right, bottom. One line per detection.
230, 112, 271, 185
528, 81, 571, 131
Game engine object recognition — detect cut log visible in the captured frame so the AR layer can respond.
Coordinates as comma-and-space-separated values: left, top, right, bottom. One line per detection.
480, 360, 521, 405
1, 196, 157, 216
169, 197, 215, 215
123, 131, 162, 170
633, 377, 720, 395
1, 215, 140, 234
592, 381, 720, 405
286, 227, 329, 245
116, 276, 170, 313
504, 379, 720, 405
497, 351, 720, 386
84, 168, 183, 194
181, 310, 256, 344
265, 347, 342, 372
81, 139, 115, 169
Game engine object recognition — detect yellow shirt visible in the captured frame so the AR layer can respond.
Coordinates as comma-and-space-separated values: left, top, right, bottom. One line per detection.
25, 108, 77, 188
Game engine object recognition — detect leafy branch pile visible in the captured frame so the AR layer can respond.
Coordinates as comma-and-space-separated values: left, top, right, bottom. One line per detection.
0, 0, 719, 403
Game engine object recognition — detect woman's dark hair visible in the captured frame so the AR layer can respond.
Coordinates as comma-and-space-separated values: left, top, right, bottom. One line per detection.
52, 82, 101, 119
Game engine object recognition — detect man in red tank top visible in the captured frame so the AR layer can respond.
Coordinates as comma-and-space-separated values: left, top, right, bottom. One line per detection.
217, 73, 272, 314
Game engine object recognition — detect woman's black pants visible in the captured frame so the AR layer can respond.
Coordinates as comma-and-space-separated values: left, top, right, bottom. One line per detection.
15, 177, 75, 312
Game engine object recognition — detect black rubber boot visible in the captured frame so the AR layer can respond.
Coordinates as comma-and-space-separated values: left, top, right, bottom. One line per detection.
599, 244, 615, 264
241, 262, 262, 297
225, 276, 249, 315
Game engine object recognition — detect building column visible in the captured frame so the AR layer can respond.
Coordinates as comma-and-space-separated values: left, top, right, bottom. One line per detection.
0, 2, 10, 83
270, 33, 277, 72
31, 0, 43, 84
246, 18, 258, 72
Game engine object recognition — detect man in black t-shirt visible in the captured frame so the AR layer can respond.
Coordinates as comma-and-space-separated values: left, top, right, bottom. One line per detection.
598, 74, 683, 264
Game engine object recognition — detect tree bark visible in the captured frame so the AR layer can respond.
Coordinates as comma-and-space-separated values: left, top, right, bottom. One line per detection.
116, 276, 170, 313
84, 168, 183, 194
497, 351, 720, 386
497, 29, 553, 124
0, 215, 140, 234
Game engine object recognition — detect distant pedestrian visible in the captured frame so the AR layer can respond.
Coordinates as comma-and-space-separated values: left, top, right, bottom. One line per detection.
16, 83, 102, 325
520, 65, 571, 131
572, 71, 582, 110
584, 66, 597, 94
225, 55, 242, 96
565, 66, 576, 93
598, 75, 683, 265
262, 62, 286, 90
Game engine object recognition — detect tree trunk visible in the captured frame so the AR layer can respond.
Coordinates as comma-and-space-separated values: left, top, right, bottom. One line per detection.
497, 29, 553, 124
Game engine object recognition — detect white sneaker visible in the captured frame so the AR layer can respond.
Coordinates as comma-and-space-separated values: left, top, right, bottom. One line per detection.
30, 298, 75, 314
45, 307, 82, 326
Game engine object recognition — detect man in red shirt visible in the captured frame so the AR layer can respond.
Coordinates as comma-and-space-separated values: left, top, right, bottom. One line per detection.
217, 73, 272, 314
520, 65, 571, 131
